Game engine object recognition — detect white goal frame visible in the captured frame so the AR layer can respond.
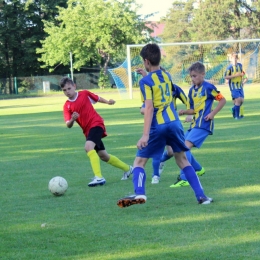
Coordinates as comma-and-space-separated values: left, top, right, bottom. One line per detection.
127, 38, 260, 99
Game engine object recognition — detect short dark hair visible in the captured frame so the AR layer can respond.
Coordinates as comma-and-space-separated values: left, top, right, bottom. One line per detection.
188, 61, 205, 74
60, 77, 74, 88
140, 43, 161, 66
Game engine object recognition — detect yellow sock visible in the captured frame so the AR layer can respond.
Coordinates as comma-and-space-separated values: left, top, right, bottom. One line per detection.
87, 150, 102, 178
240, 104, 244, 117
107, 154, 129, 172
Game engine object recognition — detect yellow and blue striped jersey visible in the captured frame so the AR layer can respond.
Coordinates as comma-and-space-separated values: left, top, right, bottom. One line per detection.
139, 70, 179, 127
224, 63, 243, 90
187, 81, 220, 134
172, 84, 188, 109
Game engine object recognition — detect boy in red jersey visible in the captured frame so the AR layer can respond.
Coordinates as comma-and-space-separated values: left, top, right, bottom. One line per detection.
60, 77, 132, 187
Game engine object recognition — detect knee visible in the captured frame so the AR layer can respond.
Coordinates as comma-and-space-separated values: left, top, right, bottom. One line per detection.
99, 154, 108, 162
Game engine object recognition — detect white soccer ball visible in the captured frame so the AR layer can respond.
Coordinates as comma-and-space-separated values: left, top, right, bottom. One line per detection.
48, 176, 68, 196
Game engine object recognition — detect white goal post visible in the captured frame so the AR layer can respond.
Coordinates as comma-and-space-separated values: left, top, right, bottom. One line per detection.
125, 38, 260, 99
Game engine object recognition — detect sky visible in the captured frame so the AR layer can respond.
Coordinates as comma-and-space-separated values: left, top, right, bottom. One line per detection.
134, 0, 173, 21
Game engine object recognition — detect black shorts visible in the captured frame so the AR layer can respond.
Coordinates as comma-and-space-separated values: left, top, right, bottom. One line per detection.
86, 126, 105, 152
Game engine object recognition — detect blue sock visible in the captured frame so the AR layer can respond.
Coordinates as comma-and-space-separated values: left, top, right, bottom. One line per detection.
152, 157, 160, 177
133, 167, 146, 195
160, 150, 171, 163
182, 166, 205, 200
234, 105, 240, 118
190, 152, 202, 172
179, 151, 192, 181
179, 151, 202, 180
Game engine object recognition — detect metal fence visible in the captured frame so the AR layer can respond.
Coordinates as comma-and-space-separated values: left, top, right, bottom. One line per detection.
0, 70, 103, 95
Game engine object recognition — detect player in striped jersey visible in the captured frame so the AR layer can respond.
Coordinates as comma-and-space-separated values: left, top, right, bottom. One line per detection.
224, 52, 245, 119
170, 61, 226, 187
117, 44, 212, 207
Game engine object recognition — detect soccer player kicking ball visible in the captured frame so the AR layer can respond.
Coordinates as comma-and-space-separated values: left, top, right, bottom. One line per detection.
60, 77, 132, 187
117, 44, 212, 208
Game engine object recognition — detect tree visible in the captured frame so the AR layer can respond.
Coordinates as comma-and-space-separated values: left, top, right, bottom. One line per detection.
161, 0, 260, 43
0, 0, 67, 94
37, 0, 152, 87
161, 0, 196, 43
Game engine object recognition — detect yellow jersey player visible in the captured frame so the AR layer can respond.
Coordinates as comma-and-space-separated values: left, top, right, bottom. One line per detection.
117, 44, 213, 207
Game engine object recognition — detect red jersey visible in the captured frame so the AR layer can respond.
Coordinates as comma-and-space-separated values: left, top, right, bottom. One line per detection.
63, 90, 107, 138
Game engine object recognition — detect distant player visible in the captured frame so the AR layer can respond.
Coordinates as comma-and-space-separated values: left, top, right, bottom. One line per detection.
117, 43, 213, 207
170, 61, 226, 187
224, 52, 245, 119
60, 77, 132, 187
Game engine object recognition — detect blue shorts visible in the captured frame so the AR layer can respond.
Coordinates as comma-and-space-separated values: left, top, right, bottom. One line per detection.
185, 128, 210, 148
136, 120, 189, 158
231, 89, 244, 99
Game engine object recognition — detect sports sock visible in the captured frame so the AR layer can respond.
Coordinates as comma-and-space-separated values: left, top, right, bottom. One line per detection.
179, 151, 202, 180
160, 150, 172, 162
179, 150, 192, 181
87, 150, 102, 178
152, 157, 160, 177
182, 166, 205, 200
240, 104, 244, 117
133, 167, 146, 195
234, 105, 240, 118
189, 151, 202, 172
107, 154, 129, 172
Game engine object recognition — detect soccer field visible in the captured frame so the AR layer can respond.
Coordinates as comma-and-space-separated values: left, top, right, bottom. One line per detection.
0, 84, 260, 260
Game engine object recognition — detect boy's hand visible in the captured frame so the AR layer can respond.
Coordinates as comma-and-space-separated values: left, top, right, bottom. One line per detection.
135, 68, 147, 77
204, 112, 214, 121
71, 112, 79, 121
234, 72, 243, 77
108, 99, 116, 105
178, 110, 185, 116
184, 115, 193, 123
137, 135, 149, 150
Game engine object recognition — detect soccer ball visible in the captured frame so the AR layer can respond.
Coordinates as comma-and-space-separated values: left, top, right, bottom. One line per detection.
48, 176, 68, 196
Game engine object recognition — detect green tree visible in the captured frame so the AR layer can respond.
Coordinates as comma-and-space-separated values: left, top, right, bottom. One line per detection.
161, 0, 260, 42
161, 0, 196, 43
0, 0, 67, 94
37, 0, 152, 87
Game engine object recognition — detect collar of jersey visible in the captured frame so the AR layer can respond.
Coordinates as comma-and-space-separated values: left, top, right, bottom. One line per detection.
68, 91, 78, 102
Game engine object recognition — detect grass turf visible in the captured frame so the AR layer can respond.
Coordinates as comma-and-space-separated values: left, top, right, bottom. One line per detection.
0, 84, 260, 260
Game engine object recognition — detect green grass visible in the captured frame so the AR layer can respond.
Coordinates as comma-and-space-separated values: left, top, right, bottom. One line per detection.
0, 85, 260, 260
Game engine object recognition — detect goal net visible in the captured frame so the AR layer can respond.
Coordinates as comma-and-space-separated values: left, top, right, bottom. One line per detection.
109, 39, 260, 99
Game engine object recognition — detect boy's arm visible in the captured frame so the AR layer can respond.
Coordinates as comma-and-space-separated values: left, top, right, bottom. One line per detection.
179, 109, 194, 116
204, 95, 226, 121
98, 96, 116, 105
66, 112, 79, 128
137, 99, 153, 150
224, 72, 243, 79
242, 72, 248, 85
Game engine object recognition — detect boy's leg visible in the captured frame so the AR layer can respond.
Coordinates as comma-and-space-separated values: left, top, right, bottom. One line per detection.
106, 154, 131, 172
173, 151, 212, 204
107, 154, 133, 180
177, 151, 204, 181
86, 148, 106, 187
87, 149, 102, 178
240, 103, 244, 117
117, 157, 148, 208
97, 150, 132, 180
234, 104, 240, 119
170, 128, 207, 188
159, 146, 174, 175
151, 157, 160, 184
85, 127, 106, 187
